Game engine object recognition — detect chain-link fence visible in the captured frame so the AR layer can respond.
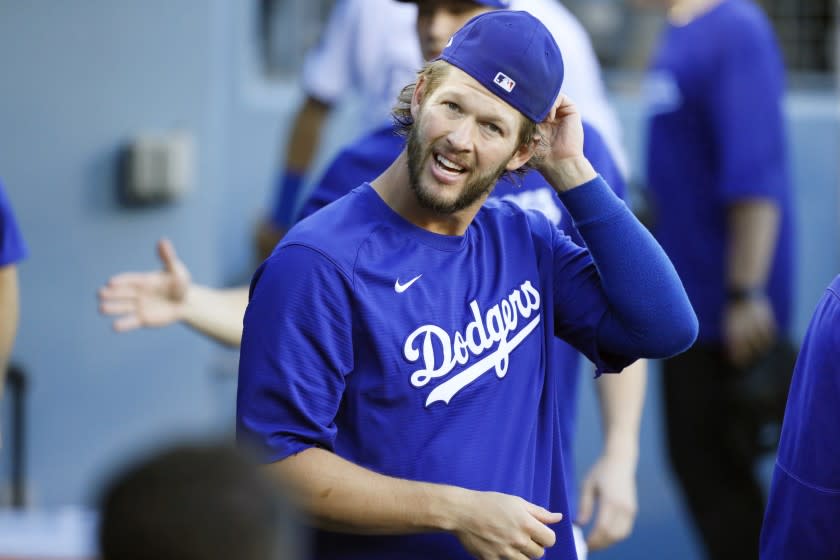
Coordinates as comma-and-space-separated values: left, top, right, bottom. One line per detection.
566, 0, 835, 80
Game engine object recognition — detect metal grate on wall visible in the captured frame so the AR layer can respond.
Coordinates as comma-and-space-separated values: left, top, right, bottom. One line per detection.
566, 0, 836, 78
757, 0, 834, 73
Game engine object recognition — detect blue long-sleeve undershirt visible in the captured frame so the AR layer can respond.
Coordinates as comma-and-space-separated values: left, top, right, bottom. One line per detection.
558, 176, 698, 361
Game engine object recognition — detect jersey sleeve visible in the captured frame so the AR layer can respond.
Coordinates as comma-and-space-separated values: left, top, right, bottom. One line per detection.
236, 244, 354, 463
0, 181, 27, 267
300, 0, 359, 104
549, 177, 697, 371
761, 279, 840, 558
544, 219, 632, 375
710, 14, 788, 201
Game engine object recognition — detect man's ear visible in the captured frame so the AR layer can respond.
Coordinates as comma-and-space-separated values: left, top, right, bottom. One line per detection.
410, 75, 427, 121
506, 132, 540, 171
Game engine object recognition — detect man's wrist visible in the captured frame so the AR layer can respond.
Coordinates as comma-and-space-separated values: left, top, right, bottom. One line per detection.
603, 435, 640, 466
726, 285, 766, 304
539, 156, 597, 193
419, 484, 468, 533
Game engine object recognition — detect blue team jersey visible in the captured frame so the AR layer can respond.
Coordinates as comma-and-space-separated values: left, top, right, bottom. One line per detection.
644, 0, 793, 342
0, 180, 27, 267
760, 275, 840, 559
238, 178, 637, 560
299, 122, 627, 515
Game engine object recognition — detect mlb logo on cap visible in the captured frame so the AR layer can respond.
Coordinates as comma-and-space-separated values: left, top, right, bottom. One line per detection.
494, 72, 516, 93
438, 10, 564, 122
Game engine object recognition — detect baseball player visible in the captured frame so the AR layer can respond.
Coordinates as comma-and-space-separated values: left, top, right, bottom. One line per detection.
638, 0, 795, 556
237, 10, 697, 560
257, 0, 626, 257
99, 3, 645, 555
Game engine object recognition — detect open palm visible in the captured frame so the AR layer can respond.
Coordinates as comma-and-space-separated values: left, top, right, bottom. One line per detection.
98, 239, 191, 331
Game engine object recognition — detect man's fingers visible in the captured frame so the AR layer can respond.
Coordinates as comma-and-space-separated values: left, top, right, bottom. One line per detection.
524, 502, 563, 525
113, 315, 142, 332
99, 301, 138, 316
105, 272, 163, 290
576, 478, 595, 525
523, 514, 556, 548
98, 285, 141, 301
516, 537, 546, 559
157, 238, 180, 273
586, 502, 634, 551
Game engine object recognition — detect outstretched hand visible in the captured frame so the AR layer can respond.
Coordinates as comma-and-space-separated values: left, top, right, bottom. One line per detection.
98, 239, 191, 332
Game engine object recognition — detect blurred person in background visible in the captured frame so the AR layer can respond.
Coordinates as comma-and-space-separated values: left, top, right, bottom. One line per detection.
0, 178, 27, 442
255, 0, 627, 260
98, 442, 305, 560
637, 0, 795, 557
255, 0, 421, 259
100, 2, 646, 556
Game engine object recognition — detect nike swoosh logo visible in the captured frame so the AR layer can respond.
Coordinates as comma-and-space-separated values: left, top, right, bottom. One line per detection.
395, 274, 423, 293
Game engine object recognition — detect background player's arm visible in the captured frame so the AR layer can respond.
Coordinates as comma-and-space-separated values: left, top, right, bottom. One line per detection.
98, 239, 248, 347
268, 446, 562, 559
0, 264, 20, 400
284, 96, 332, 176
256, 96, 332, 260
578, 359, 646, 551
724, 199, 780, 366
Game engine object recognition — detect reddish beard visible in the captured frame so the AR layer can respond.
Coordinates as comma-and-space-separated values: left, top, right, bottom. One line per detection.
406, 116, 510, 215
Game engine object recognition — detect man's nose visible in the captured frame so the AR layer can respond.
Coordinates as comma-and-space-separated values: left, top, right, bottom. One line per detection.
446, 119, 474, 152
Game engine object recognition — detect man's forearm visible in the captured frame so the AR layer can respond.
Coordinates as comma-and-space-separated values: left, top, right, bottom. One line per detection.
181, 285, 249, 347
595, 360, 646, 463
727, 199, 780, 291
284, 96, 331, 173
0, 265, 20, 399
266, 447, 461, 535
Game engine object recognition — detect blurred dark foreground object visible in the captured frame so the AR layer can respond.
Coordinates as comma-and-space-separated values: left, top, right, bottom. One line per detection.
725, 339, 799, 458
99, 442, 307, 560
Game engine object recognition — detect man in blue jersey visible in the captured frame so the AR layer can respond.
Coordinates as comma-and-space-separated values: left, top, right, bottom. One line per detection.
0, 179, 27, 431
237, 10, 697, 560
101, 4, 644, 557
297, 6, 642, 557
760, 275, 840, 559
637, 0, 795, 557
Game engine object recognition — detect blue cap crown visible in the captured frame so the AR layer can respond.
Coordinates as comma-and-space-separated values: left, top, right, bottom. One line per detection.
396, 0, 511, 7
438, 10, 563, 123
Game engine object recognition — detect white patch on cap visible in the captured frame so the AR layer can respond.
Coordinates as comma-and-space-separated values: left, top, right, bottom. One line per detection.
493, 72, 516, 93
446, 36, 453, 48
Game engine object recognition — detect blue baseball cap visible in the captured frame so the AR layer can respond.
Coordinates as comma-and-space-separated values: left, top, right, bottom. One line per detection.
396, 1, 511, 7
438, 10, 563, 123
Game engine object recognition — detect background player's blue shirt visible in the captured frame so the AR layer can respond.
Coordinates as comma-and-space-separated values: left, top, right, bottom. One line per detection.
644, 0, 793, 343
760, 275, 840, 559
0, 180, 27, 266
297, 121, 627, 517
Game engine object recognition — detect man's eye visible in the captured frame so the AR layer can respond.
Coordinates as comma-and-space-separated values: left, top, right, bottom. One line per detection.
485, 123, 501, 134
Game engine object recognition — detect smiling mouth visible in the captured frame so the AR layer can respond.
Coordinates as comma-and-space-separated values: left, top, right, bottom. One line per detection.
434, 153, 466, 176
